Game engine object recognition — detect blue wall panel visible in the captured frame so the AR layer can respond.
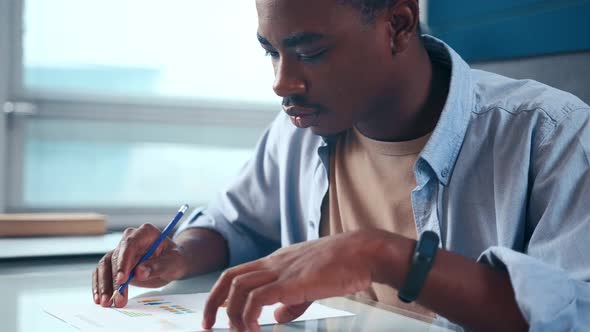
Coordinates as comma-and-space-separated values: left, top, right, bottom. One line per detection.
428, 0, 590, 62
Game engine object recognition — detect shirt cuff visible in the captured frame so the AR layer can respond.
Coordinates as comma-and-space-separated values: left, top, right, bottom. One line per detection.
477, 246, 582, 329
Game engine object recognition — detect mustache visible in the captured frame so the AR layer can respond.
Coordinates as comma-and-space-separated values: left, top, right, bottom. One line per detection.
282, 95, 324, 110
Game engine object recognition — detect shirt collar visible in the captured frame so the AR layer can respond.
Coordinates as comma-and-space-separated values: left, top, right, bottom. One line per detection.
417, 35, 475, 186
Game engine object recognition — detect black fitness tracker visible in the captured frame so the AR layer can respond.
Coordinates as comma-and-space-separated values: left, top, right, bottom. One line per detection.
398, 230, 440, 303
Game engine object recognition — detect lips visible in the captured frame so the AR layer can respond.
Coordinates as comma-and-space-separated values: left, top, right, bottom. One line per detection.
283, 106, 320, 128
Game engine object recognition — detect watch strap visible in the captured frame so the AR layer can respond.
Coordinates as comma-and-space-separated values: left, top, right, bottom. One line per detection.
398, 230, 439, 303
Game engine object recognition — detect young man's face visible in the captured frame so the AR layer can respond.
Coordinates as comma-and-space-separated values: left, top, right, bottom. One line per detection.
256, 0, 398, 136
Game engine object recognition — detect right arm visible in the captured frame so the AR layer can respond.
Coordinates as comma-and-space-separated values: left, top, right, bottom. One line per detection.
93, 113, 287, 308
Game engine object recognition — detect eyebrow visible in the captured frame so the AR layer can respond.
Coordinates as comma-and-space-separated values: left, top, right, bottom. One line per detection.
257, 32, 324, 48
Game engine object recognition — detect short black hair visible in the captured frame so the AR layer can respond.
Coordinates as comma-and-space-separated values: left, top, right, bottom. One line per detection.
337, 0, 396, 23
338, 0, 422, 34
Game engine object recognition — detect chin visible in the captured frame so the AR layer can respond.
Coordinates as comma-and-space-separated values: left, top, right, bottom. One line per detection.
309, 125, 348, 137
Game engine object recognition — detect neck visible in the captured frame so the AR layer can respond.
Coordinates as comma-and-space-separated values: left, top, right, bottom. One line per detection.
355, 38, 450, 142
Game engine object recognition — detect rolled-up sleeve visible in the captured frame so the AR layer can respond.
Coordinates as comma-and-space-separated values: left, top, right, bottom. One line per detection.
479, 106, 590, 330
478, 247, 590, 330
174, 115, 283, 267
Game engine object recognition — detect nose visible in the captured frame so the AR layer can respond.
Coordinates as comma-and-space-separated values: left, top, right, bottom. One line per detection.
272, 57, 306, 97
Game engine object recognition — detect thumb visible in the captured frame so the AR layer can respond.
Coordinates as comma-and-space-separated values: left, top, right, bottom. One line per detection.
274, 302, 313, 323
134, 253, 185, 282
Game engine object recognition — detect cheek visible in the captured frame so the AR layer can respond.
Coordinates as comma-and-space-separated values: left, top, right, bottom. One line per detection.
310, 69, 365, 109
315, 59, 380, 107
325, 79, 375, 120
304, 51, 388, 132
306, 75, 372, 133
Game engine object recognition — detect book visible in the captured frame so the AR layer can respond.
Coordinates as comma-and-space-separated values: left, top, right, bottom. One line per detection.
0, 213, 106, 237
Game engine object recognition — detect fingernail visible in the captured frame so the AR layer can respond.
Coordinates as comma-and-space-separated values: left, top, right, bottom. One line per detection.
140, 265, 151, 277
113, 295, 120, 308
93, 293, 99, 303
101, 294, 109, 306
116, 272, 125, 284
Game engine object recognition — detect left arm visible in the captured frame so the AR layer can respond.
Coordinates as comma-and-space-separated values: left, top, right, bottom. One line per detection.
375, 231, 528, 332
201, 229, 528, 332
202, 107, 590, 332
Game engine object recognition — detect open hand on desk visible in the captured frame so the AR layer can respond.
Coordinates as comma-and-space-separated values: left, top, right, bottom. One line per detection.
202, 229, 397, 332
92, 223, 189, 308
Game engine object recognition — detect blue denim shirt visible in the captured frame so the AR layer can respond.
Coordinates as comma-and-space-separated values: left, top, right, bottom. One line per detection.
177, 36, 590, 330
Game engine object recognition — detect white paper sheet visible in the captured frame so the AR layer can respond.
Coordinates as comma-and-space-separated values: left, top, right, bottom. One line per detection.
43, 293, 355, 331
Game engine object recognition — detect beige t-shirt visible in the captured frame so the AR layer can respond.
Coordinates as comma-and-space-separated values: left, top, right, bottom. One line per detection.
320, 127, 433, 316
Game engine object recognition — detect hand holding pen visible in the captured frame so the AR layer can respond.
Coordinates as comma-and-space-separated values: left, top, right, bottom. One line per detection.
92, 204, 190, 308
109, 204, 188, 304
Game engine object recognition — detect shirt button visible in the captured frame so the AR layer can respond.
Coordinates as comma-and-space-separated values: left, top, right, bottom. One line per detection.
441, 168, 449, 178
309, 221, 315, 229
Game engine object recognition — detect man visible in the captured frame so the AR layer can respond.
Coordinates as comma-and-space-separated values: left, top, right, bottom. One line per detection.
93, 0, 590, 331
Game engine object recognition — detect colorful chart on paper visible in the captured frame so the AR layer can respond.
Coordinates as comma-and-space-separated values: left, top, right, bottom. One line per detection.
136, 298, 195, 314
43, 293, 356, 331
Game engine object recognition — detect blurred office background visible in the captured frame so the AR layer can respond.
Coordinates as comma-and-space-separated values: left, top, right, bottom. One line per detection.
0, 0, 588, 229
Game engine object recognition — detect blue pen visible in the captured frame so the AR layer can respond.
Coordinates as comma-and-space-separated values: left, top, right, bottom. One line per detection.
110, 204, 189, 304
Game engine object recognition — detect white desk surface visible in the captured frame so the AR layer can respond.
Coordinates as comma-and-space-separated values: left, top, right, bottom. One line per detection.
0, 232, 123, 259
0, 256, 463, 332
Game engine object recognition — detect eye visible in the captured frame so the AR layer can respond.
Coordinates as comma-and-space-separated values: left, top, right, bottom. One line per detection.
297, 49, 328, 63
264, 50, 279, 59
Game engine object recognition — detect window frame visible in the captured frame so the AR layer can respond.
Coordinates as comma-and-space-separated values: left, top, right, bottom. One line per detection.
0, 0, 11, 214
3, 0, 278, 229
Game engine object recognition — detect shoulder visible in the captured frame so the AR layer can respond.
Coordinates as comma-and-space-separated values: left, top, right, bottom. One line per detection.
471, 69, 589, 121
468, 69, 590, 147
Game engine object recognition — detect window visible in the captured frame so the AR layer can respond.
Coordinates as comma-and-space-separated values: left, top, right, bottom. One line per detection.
4, 0, 279, 228
23, 0, 278, 102
15, 118, 261, 208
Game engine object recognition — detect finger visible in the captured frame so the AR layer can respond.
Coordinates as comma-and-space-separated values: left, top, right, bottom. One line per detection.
202, 260, 264, 330
110, 236, 133, 308
114, 224, 161, 285
244, 282, 304, 331
133, 263, 152, 282
113, 283, 129, 308
225, 271, 278, 331
97, 254, 115, 307
111, 227, 136, 285
273, 302, 313, 324
110, 246, 131, 308
92, 270, 99, 304
110, 247, 123, 287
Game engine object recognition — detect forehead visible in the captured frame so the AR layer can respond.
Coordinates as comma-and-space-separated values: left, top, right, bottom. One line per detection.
255, 0, 364, 41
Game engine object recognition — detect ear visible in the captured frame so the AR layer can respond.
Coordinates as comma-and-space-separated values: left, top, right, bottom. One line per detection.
386, 0, 420, 54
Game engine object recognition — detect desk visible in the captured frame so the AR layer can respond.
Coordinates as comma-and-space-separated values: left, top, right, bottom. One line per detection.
0, 256, 462, 331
